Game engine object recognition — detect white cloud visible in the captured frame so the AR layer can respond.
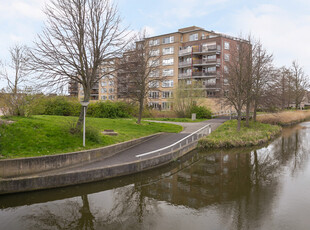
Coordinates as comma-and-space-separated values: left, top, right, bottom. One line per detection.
232, 4, 310, 74
0, 0, 46, 20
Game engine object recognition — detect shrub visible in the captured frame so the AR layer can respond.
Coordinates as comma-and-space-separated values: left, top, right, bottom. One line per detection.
87, 101, 134, 118
44, 96, 80, 116
189, 105, 212, 119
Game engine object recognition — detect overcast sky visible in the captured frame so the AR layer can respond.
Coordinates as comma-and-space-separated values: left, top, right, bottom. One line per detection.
1, 0, 309, 88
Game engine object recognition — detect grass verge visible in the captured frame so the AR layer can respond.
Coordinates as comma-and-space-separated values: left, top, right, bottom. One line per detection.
0, 115, 182, 159
198, 120, 282, 148
143, 118, 208, 122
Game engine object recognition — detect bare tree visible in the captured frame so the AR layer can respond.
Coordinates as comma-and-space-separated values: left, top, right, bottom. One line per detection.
251, 40, 273, 121
117, 31, 163, 124
0, 44, 31, 116
29, 0, 127, 130
290, 61, 309, 109
224, 40, 251, 131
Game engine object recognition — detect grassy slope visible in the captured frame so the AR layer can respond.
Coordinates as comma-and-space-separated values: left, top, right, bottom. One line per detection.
0, 115, 182, 158
199, 120, 282, 148
144, 118, 208, 122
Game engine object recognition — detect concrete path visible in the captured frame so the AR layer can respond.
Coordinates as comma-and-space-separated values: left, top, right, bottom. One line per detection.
33, 117, 228, 177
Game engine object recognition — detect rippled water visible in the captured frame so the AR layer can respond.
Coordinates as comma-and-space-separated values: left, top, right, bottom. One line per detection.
1, 122, 310, 230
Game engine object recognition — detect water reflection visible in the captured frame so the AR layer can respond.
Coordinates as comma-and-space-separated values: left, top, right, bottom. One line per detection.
1, 122, 310, 230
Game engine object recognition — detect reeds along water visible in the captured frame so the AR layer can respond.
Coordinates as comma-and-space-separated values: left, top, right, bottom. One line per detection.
257, 110, 310, 125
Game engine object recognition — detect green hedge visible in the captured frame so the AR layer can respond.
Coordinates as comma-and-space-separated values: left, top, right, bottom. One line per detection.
28, 96, 134, 118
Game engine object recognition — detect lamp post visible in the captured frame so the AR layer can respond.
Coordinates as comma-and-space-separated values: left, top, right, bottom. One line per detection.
80, 101, 90, 147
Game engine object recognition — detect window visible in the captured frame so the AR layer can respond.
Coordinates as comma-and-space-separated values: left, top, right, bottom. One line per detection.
101, 81, 107, 87
149, 70, 159, 78
162, 69, 174, 76
186, 80, 192, 85
207, 91, 216, 96
223, 78, 229, 85
162, 47, 174, 55
108, 95, 115, 100
150, 49, 159, 56
162, 58, 174, 66
101, 95, 107, 100
101, 88, 107, 93
224, 53, 230, 61
109, 80, 114, 86
189, 33, 198, 41
224, 42, 230, 50
162, 102, 172, 110
206, 55, 216, 60
162, 80, 174, 88
109, 88, 114, 93
162, 91, 173, 98
224, 65, 228, 73
162, 36, 174, 44
149, 80, 159, 88
149, 91, 160, 99
148, 102, 160, 109
149, 39, 160, 46
207, 66, 216, 72
205, 79, 216, 86
148, 59, 159, 67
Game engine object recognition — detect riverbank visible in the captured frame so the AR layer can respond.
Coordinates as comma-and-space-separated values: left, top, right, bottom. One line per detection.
198, 120, 281, 148
0, 115, 182, 159
257, 110, 310, 126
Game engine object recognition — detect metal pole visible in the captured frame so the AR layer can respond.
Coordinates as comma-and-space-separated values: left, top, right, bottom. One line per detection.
83, 106, 86, 147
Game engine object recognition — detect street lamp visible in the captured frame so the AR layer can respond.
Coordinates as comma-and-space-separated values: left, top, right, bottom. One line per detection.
80, 101, 90, 147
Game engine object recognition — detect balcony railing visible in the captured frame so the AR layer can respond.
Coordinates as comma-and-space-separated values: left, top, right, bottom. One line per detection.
179, 45, 221, 56
178, 71, 218, 79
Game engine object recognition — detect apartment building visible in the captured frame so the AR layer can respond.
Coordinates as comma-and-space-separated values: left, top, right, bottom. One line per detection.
69, 26, 245, 110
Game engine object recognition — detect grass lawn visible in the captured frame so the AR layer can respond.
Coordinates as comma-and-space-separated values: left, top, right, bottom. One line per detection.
0, 115, 182, 159
143, 117, 208, 122
199, 120, 282, 148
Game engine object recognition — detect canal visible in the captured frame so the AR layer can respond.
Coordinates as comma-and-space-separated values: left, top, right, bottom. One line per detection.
1, 122, 310, 230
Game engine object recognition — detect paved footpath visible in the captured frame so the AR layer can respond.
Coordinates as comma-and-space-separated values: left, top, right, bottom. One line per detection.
28, 117, 228, 178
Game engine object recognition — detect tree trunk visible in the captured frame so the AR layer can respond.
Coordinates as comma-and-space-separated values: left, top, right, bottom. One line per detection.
76, 86, 90, 131
245, 101, 250, 127
237, 109, 241, 132
253, 99, 257, 122
137, 98, 144, 124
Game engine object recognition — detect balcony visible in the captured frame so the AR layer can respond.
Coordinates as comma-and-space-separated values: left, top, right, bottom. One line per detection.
179, 59, 221, 68
179, 45, 221, 56
204, 84, 222, 89
178, 71, 219, 79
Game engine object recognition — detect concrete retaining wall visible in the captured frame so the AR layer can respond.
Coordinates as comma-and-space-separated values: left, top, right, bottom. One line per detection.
0, 139, 198, 195
0, 133, 161, 178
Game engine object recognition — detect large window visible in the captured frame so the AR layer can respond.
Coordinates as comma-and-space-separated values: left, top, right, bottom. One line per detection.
149, 91, 160, 99
162, 69, 174, 76
162, 80, 174, 88
101, 81, 107, 87
162, 58, 174, 66
101, 95, 107, 100
101, 88, 107, 93
224, 53, 230, 61
149, 81, 159, 88
149, 39, 160, 46
207, 66, 216, 72
149, 70, 160, 78
162, 47, 174, 55
109, 88, 114, 93
162, 36, 174, 44
162, 91, 173, 98
150, 49, 159, 56
162, 102, 172, 110
189, 33, 198, 41
148, 59, 160, 67
224, 42, 230, 50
